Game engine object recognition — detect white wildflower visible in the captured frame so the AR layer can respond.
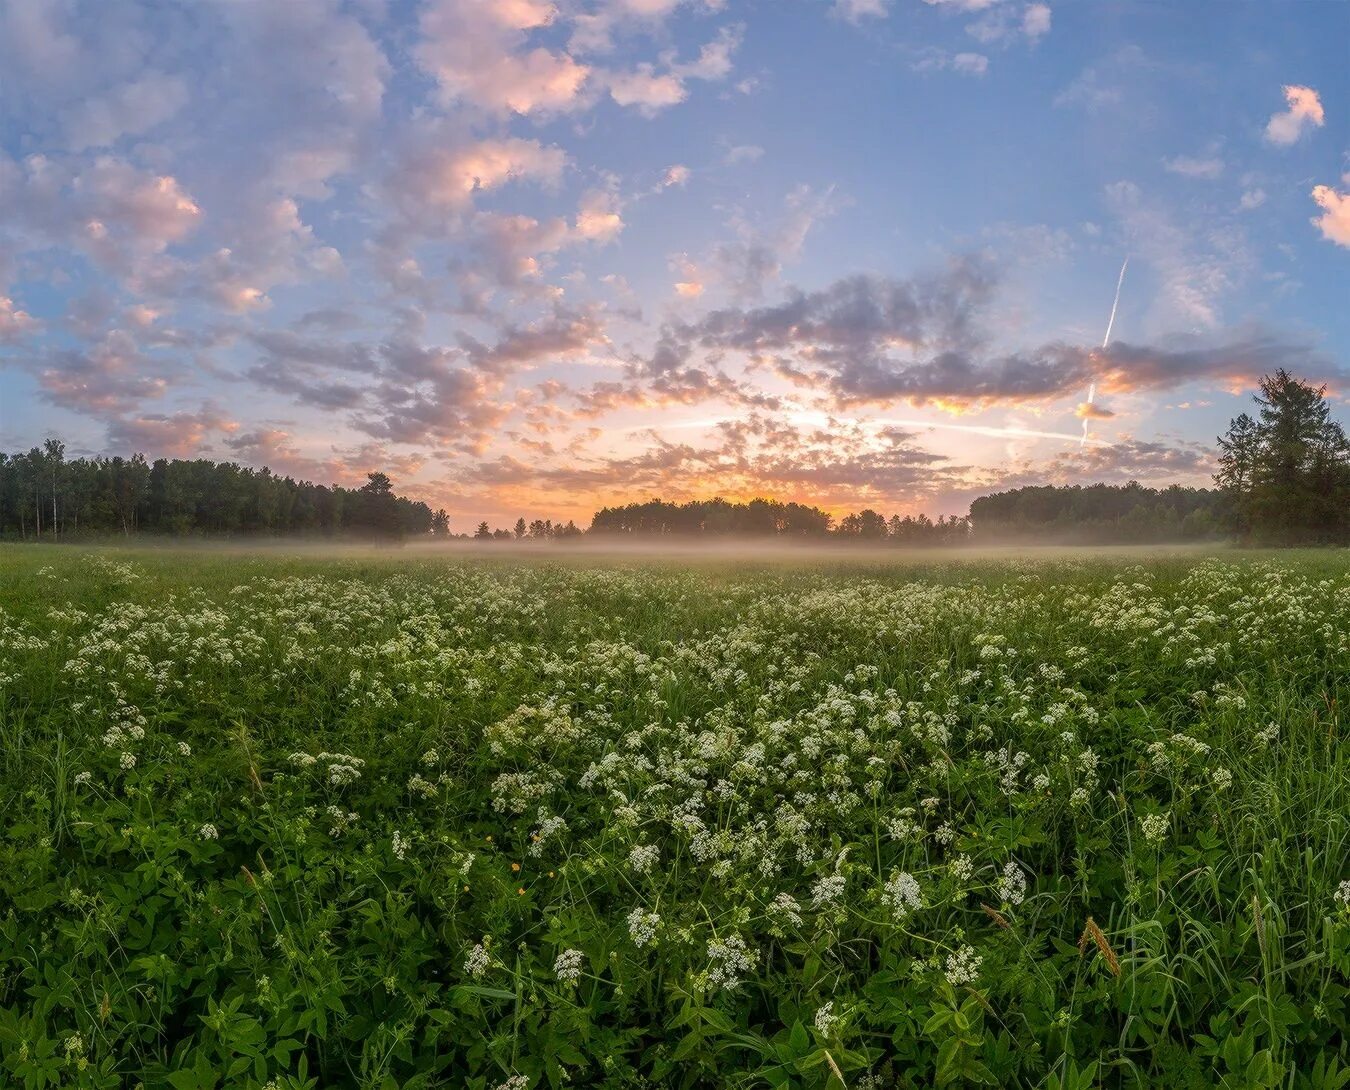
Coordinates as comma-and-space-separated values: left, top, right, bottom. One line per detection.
464, 943, 491, 978
943, 944, 983, 986
882, 872, 922, 921
627, 907, 661, 948
706, 933, 757, 991
995, 861, 1026, 906
813, 1001, 838, 1036
554, 948, 584, 983
628, 843, 659, 873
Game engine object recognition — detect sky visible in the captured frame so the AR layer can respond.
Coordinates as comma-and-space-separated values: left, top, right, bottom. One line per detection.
0, 0, 1346, 529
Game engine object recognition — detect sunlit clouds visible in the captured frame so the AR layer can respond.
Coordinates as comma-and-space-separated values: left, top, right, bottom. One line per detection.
0, 1, 1345, 527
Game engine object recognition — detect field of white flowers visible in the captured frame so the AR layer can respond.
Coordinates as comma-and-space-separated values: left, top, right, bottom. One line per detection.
1, 546, 1348, 1089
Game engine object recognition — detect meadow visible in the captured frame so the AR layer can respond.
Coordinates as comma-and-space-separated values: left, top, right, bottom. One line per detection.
1, 544, 1347, 1089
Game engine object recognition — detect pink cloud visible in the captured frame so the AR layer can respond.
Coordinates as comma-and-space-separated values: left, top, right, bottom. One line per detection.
1311, 184, 1350, 248
416, 0, 590, 115
1264, 84, 1324, 145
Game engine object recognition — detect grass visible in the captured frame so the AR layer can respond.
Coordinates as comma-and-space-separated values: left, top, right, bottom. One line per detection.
1, 542, 1347, 1089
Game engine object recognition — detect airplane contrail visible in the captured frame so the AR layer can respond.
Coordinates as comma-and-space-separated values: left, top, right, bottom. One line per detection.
1081, 256, 1128, 448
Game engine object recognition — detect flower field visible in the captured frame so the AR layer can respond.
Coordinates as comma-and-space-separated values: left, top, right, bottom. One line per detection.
1, 546, 1348, 1089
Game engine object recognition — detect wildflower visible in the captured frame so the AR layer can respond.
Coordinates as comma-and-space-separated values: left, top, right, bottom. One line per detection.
628, 843, 659, 873
554, 948, 584, 983
74, 771, 92, 787
995, 861, 1026, 907
464, 943, 491, 978
1140, 812, 1169, 844
392, 831, 409, 861
811, 874, 847, 909
706, 933, 757, 991
627, 907, 661, 948
119, 752, 136, 771
943, 944, 983, 986
494, 1076, 529, 1090
767, 892, 803, 933
1334, 880, 1350, 908
813, 1001, 838, 1036
177, 741, 192, 756
949, 854, 975, 882
1210, 767, 1233, 790
882, 872, 922, 921
198, 824, 219, 841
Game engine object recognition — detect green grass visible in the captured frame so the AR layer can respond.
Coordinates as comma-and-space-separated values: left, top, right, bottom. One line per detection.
1, 543, 1347, 1089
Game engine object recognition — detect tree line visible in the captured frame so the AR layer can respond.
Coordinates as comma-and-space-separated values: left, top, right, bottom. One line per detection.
4, 372, 1345, 546
0, 445, 439, 540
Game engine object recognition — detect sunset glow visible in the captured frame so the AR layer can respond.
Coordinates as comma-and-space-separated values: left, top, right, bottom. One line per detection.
1, 0, 1346, 528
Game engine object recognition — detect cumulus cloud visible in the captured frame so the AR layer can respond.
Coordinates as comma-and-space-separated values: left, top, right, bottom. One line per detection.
1311, 184, 1350, 248
389, 137, 569, 215
1264, 85, 1324, 145
1022, 4, 1051, 41
574, 189, 625, 243
603, 25, 742, 114
606, 65, 688, 113
416, 0, 590, 116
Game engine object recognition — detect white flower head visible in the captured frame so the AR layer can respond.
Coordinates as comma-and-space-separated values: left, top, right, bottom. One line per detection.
995, 861, 1027, 906
883, 871, 922, 921
554, 948, 584, 983
464, 943, 491, 978
943, 944, 983, 986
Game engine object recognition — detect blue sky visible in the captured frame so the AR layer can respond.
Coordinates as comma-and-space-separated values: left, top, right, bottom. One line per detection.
1, 0, 1346, 526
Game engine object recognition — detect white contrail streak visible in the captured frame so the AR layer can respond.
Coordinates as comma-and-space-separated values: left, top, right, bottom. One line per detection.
1081, 256, 1128, 448
1101, 257, 1128, 349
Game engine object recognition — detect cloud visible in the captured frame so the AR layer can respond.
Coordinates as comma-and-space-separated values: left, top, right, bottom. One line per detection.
1022, 4, 1051, 42
833, 0, 891, 23
723, 144, 765, 165
1264, 85, 1324, 145
389, 136, 569, 214
574, 189, 625, 243
1103, 179, 1252, 332
912, 49, 989, 76
643, 260, 1341, 411
1311, 184, 1350, 248
1239, 188, 1267, 210
663, 164, 691, 187
922, 0, 1001, 10
0, 296, 39, 343
606, 65, 688, 112
603, 25, 742, 114
106, 407, 237, 458
415, 0, 590, 116
34, 332, 169, 414
1163, 155, 1224, 180
60, 72, 189, 151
